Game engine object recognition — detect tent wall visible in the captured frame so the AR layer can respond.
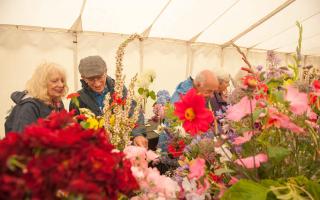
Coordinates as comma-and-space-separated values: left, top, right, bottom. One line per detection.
1, 27, 320, 137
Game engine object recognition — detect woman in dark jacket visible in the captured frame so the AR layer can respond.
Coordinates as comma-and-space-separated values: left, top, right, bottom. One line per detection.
5, 62, 68, 134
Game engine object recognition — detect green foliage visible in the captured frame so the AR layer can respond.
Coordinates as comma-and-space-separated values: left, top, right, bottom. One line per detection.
223, 177, 320, 200
222, 179, 270, 200
149, 90, 156, 100
138, 88, 156, 102
71, 97, 80, 108
164, 103, 181, 127
7, 155, 25, 171
267, 146, 291, 163
138, 87, 144, 95
80, 121, 90, 129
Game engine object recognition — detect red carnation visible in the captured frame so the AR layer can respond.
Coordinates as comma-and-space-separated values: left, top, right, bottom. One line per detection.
67, 92, 80, 99
168, 139, 186, 158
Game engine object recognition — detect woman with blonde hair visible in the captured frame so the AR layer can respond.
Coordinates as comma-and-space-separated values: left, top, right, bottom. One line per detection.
5, 62, 68, 134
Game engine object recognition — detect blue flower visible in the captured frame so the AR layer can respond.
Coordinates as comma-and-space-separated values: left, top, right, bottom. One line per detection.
157, 90, 170, 105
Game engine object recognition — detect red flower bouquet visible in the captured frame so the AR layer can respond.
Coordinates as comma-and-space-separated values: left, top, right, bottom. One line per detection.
0, 110, 139, 200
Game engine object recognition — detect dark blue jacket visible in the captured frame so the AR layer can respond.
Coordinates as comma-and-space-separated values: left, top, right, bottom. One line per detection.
5, 91, 64, 134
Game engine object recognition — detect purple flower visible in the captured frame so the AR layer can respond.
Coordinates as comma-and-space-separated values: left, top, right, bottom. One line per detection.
256, 65, 264, 71
267, 51, 281, 67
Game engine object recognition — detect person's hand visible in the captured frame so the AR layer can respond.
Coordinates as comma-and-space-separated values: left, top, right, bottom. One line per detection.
133, 136, 148, 149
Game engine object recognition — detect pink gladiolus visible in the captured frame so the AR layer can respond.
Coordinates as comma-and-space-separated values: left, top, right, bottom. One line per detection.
235, 153, 268, 168
188, 158, 206, 180
286, 86, 309, 115
226, 96, 256, 121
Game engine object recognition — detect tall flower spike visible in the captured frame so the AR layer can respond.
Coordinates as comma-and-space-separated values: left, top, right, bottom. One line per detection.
103, 34, 143, 150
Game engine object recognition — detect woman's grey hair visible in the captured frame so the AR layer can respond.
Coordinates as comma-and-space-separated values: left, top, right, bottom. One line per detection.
216, 70, 230, 83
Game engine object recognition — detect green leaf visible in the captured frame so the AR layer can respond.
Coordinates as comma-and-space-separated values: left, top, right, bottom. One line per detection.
72, 97, 80, 108
267, 146, 290, 163
266, 79, 282, 90
80, 121, 90, 129
252, 108, 265, 122
138, 88, 144, 95
149, 91, 156, 100
304, 179, 320, 200
222, 179, 269, 200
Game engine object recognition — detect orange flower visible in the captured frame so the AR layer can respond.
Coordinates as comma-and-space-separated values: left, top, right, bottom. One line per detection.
242, 75, 259, 88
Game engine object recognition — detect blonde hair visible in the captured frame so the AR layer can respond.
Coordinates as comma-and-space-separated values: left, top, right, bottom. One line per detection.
26, 62, 68, 104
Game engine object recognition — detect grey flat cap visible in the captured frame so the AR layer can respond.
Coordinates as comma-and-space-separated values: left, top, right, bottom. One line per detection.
79, 56, 107, 78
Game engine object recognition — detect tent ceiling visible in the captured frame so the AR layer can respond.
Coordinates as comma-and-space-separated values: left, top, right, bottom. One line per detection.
0, 0, 319, 55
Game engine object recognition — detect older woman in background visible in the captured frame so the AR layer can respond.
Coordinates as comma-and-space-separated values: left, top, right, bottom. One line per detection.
5, 62, 68, 134
210, 70, 230, 114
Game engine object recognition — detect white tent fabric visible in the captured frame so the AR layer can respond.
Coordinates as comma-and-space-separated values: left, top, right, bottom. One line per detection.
0, 0, 320, 136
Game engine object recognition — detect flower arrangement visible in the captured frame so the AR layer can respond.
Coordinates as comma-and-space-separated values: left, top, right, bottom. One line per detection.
0, 111, 139, 199
219, 22, 320, 199
103, 34, 144, 150
67, 93, 105, 130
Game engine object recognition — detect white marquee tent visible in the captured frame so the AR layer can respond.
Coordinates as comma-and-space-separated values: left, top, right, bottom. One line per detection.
1, 0, 320, 136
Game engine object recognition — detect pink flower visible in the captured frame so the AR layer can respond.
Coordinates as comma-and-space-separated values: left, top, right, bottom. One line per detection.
286, 86, 309, 115
146, 150, 159, 162
267, 107, 304, 134
235, 153, 268, 169
228, 176, 239, 185
196, 178, 210, 195
232, 131, 255, 145
226, 96, 257, 121
188, 158, 205, 180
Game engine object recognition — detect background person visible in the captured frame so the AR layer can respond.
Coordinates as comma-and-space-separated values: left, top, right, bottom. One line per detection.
69, 55, 148, 148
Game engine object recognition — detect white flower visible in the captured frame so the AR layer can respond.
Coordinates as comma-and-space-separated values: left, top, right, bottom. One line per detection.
215, 145, 232, 162
136, 77, 151, 89
185, 193, 205, 200
131, 166, 144, 179
182, 178, 196, 192
144, 69, 156, 82
137, 69, 156, 89
175, 125, 187, 138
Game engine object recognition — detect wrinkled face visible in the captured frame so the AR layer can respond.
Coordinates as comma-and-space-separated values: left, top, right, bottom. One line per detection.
197, 86, 215, 98
47, 70, 65, 100
196, 79, 219, 98
83, 73, 107, 93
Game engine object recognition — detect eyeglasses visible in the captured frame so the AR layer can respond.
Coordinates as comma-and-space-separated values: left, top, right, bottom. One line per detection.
84, 74, 106, 83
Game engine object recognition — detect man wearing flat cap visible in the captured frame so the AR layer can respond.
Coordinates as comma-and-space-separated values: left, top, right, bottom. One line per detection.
69, 55, 148, 148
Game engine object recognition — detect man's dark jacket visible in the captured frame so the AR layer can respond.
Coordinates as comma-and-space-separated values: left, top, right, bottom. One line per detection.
69, 76, 146, 137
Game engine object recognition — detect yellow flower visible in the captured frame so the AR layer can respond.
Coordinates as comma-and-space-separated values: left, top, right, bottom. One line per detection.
109, 115, 115, 127
98, 118, 105, 128
87, 118, 99, 130
284, 79, 294, 86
